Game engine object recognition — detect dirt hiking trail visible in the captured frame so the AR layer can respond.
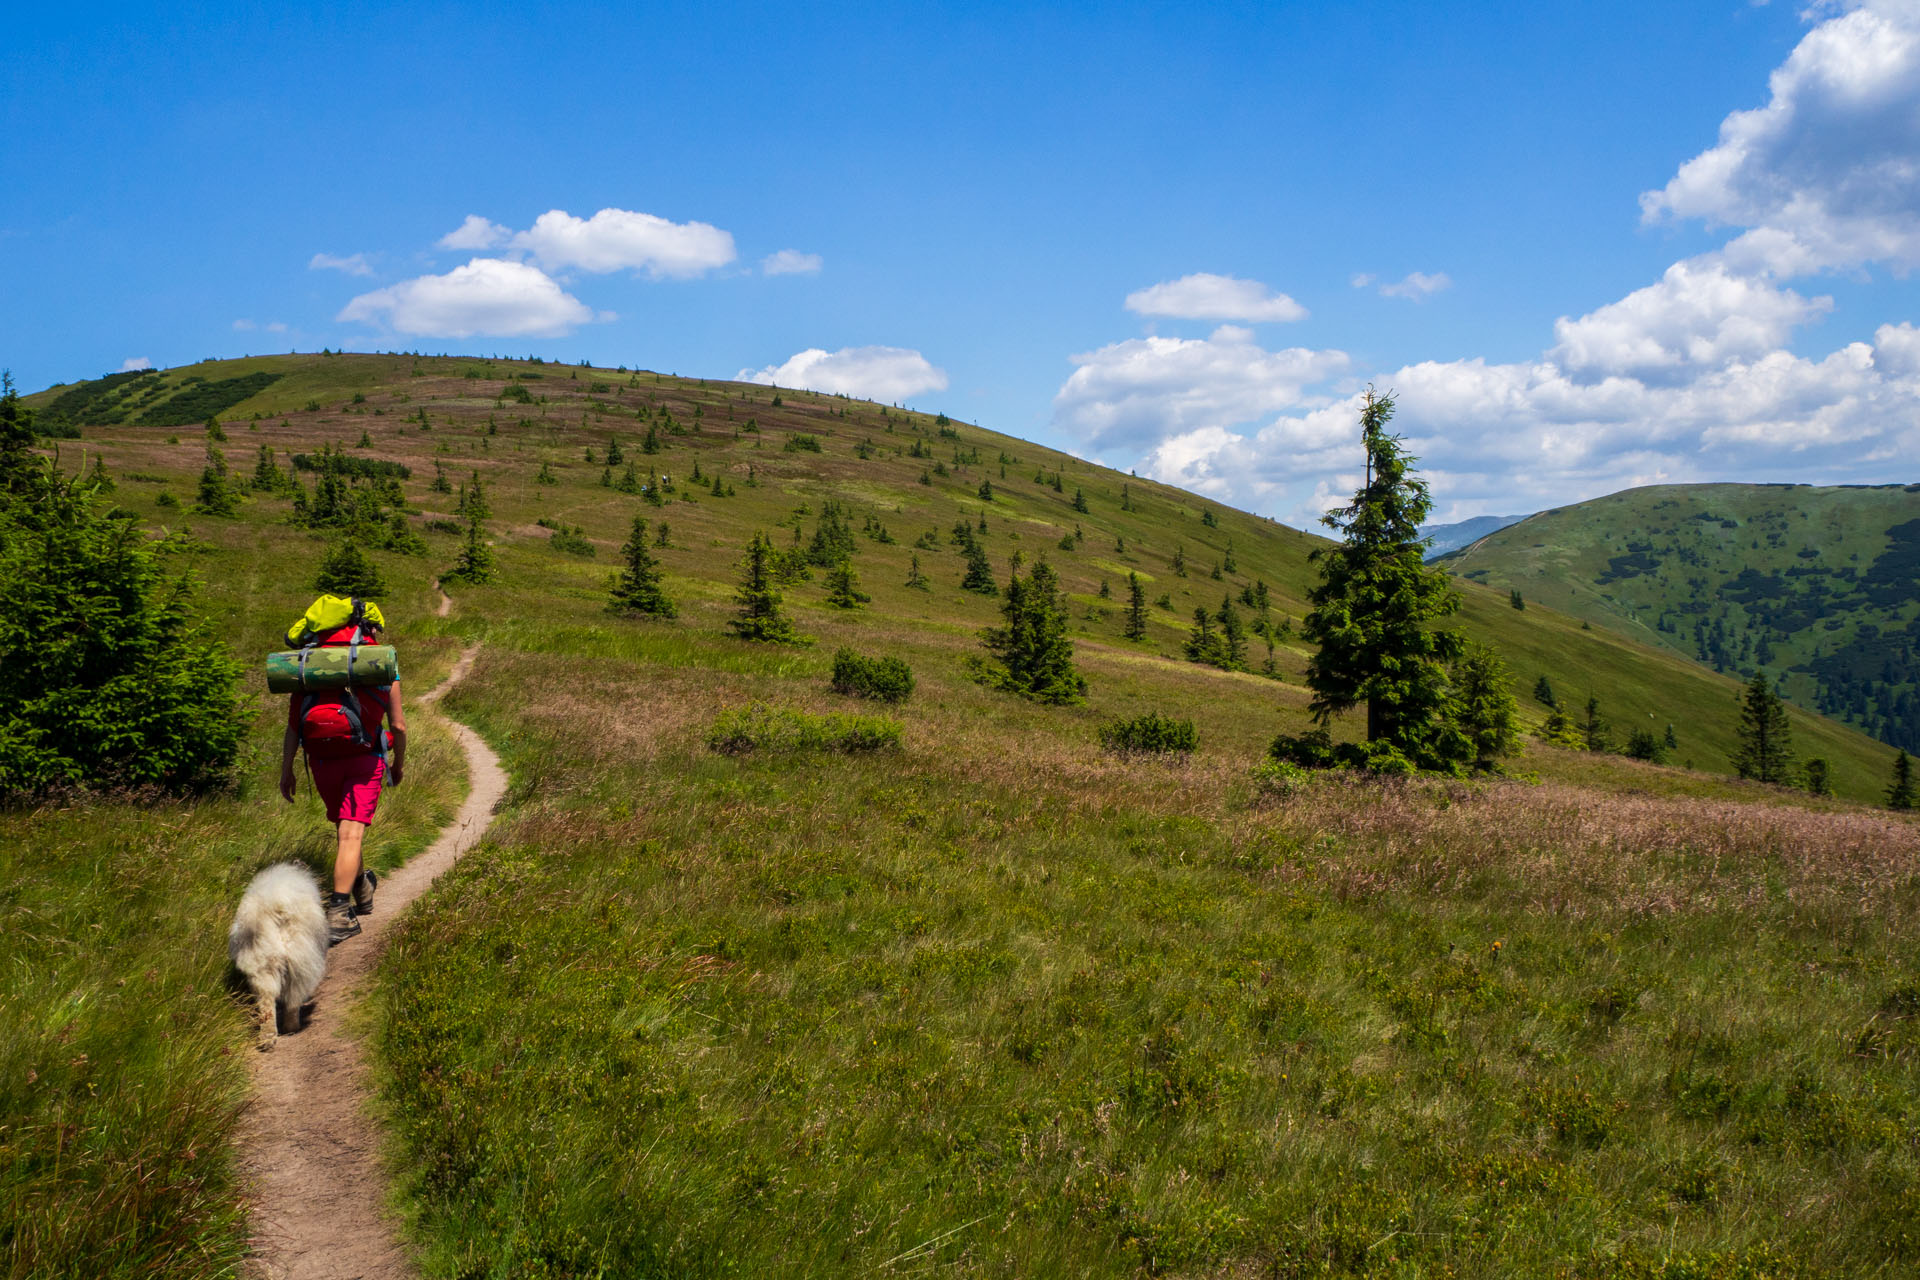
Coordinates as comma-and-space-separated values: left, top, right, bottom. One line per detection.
239, 643, 505, 1279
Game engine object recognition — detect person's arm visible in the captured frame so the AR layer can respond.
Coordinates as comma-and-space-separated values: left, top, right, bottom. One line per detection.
280, 694, 300, 801
386, 682, 407, 785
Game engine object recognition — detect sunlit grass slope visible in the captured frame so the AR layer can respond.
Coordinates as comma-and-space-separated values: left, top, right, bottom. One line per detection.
13, 353, 1919, 1278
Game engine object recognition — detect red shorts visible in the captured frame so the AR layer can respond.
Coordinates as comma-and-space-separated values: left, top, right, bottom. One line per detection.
308, 753, 386, 825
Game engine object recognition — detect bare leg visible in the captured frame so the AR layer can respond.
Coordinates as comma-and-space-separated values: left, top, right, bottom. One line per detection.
333, 820, 368, 895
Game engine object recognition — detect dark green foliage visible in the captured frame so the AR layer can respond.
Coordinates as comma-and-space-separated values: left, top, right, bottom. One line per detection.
728, 532, 808, 644
85, 455, 115, 493
291, 449, 410, 481
1223, 540, 1236, 573
0, 373, 39, 495
615, 461, 640, 494
1510, 588, 1525, 610
1451, 642, 1520, 770
806, 501, 857, 567
192, 443, 239, 517
1303, 392, 1462, 766
1732, 673, 1794, 784
1172, 544, 1186, 576
431, 461, 453, 494
499, 383, 535, 405
980, 557, 1085, 704
1072, 488, 1088, 514
1582, 694, 1612, 754
1534, 675, 1556, 706
1889, 750, 1915, 810
830, 649, 914, 702
1268, 727, 1414, 776
313, 539, 387, 598
136, 372, 282, 427
707, 703, 900, 754
1804, 756, 1832, 796
0, 461, 245, 798
33, 366, 159, 431
458, 472, 491, 521
250, 443, 286, 493
1665, 722, 1679, 751
546, 522, 593, 557
978, 478, 994, 501
535, 460, 557, 485
1201, 507, 1217, 528
609, 516, 675, 618
606, 436, 624, 465
1624, 728, 1668, 764
1099, 711, 1197, 755
905, 554, 930, 590
961, 537, 997, 596
824, 559, 869, 608
1125, 572, 1148, 639
443, 516, 495, 586
642, 424, 661, 454
206, 416, 228, 443
784, 434, 822, 453
355, 429, 372, 448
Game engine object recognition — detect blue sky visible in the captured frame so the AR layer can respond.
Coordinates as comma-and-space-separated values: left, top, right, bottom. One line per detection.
7, 1, 1920, 525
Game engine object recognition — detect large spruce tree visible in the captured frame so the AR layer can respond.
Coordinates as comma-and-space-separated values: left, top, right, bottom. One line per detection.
1732, 672, 1794, 784
1302, 390, 1461, 765
1889, 749, 1915, 811
728, 531, 808, 643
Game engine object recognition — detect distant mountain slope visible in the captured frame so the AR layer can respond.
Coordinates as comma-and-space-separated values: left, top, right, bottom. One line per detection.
1441, 483, 1920, 751
23, 355, 1905, 797
1421, 513, 1529, 559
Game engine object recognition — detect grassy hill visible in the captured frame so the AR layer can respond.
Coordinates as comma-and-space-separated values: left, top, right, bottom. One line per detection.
9, 354, 1920, 1278
1438, 483, 1920, 753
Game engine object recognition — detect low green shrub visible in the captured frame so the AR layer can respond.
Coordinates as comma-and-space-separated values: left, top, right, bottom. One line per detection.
783, 433, 822, 453
830, 649, 914, 702
1269, 728, 1415, 777
1099, 711, 1197, 754
706, 703, 901, 755
1250, 756, 1310, 800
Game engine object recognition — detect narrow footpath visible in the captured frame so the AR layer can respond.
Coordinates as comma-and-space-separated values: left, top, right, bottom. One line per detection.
239, 641, 505, 1280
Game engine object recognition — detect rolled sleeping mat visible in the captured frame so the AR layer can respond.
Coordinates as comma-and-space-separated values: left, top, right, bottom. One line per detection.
265, 645, 400, 693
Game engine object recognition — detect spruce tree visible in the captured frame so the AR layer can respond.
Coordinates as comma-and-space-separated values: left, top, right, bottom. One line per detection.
1172, 544, 1187, 577
608, 515, 676, 618
824, 558, 869, 608
1124, 572, 1148, 639
536, 460, 557, 485
1582, 694, 1611, 753
1184, 607, 1223, 666
1072, 488, 1088, 513
906, 553, 931, 590
314, 539, 387, 597
444, 515, 495, 585
1450, 643, 1521, 770
1217, 595, 1247, 668
961, 538, 997, 595
1804, 757, 1832, 797
728, 531, 809, 643
606, 436, 624, 465
193, 442, 239, 516
0, 371, 40, 500
251, 443, 283, 492
1889, 750, 1915, 810
1732, 672, 1794, 784
981, 557, 1085, 703
459, 472, 490, 520
1533, 674, 1556, 706
1301, 390, 1461, 763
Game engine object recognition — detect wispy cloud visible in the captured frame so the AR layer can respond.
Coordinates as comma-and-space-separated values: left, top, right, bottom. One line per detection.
119, 356, 151, 372
309, 252, 374, 277
761, 248, 823, 276
437, 215, 510, 251
1379, 270, 1451, 300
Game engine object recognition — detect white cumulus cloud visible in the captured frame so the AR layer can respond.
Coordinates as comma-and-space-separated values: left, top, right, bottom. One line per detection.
309, 252, 373, 277
1124, 273, 1307, 323
1548, 258, 1831, 382
1053, 325, 1349, 455
1643, 0, 1920, 275
738, 346, 948, 401
762, 248, 823, 276
513, 207, 736, 278
438, 215, 511, 251
337, 258, 598, 338
119, 357, 151, 372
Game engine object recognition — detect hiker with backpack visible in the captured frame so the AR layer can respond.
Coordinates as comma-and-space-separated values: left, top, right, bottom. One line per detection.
274, 595, 406, 944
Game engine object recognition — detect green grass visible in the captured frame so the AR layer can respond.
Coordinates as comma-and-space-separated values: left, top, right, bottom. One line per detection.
14, 354, 1920, 1276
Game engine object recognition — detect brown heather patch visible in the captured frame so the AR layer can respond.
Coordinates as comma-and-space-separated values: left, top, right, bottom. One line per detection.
1253, 774, 1920, 919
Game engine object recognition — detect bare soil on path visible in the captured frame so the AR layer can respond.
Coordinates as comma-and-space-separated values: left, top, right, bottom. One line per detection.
239, 644, 503, 1279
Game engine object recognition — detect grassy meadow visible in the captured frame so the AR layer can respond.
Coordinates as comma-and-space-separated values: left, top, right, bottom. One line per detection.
8, 353, 1920, 1277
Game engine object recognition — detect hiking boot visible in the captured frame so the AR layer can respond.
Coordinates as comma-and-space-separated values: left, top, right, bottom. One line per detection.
352, 869, 378, 916
325, 893, 361, 946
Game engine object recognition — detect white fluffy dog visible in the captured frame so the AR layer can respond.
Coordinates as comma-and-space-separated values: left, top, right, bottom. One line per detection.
229, 863, 329, 1051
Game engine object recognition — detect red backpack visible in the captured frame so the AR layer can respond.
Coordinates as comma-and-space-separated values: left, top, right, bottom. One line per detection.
296, 600, 391, 761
